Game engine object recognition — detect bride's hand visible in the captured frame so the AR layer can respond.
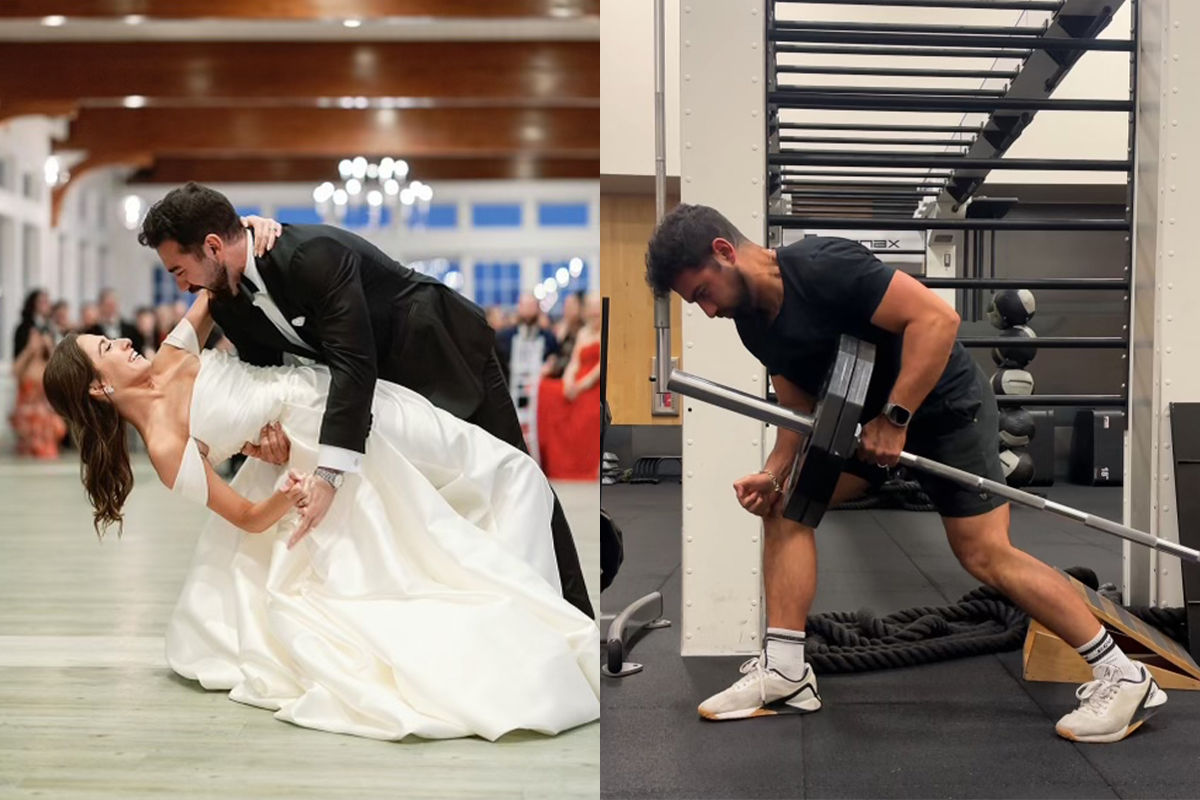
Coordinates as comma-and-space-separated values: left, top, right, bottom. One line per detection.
240, 215, 283, 256
282, 470, 311, 508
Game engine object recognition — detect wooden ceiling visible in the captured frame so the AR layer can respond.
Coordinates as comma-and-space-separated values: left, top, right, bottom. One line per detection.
0, 1, 599, 21
0, 1, 598, 223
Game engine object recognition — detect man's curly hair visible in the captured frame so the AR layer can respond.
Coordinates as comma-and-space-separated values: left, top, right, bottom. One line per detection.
644, 204, 746, 298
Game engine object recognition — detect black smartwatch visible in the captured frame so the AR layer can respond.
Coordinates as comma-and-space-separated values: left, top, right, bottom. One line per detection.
882, 403, 912, 429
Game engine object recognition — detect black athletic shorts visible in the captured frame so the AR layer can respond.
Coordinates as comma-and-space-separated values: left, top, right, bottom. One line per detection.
844, 361, 1008, 518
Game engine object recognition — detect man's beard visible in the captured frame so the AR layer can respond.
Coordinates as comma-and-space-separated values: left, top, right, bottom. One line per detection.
730, 267, 755, 317
201, 256, 235, 299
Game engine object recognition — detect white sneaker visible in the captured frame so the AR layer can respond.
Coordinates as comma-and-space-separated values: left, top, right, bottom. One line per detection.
1055, 663, 1165, 743
698, 654, 821, 721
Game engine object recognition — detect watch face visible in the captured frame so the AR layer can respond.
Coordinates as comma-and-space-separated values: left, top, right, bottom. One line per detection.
888, 405, 911, 426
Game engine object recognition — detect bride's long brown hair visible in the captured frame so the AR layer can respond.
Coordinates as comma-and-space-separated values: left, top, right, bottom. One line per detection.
42, 334, 134, 540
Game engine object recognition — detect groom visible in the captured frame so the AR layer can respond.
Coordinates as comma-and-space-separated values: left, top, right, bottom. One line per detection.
137, 182, 593, 618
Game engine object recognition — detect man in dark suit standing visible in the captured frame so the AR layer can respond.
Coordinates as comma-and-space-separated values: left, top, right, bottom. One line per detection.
137, 182, 592, 618
86, 288, 144, 355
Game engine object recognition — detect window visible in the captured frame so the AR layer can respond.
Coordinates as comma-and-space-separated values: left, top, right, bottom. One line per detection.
409, 258, 464, 294
473, 261, 522, 309
407, 203, 458, 230
471, 203, 522, 228
538, 202, 589, 227
153, 266, 188, 307
540, 259, 590, 317
21, 172, 38, 201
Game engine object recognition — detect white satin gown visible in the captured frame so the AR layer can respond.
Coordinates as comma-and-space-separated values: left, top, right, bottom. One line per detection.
160, 320, 599, 741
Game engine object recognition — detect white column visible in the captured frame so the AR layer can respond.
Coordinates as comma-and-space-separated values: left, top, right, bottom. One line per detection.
678, 0, 769, 656
1126, 0, 1199, 608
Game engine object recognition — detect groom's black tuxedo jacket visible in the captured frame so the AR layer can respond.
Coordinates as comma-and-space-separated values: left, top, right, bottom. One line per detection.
209, 224, 495, 456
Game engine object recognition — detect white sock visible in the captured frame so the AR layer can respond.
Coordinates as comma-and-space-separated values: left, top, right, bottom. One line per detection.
764, 627, 806, 681
1076, 627, 1142, 682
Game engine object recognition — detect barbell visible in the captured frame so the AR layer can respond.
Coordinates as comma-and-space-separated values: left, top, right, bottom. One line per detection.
667, 334, 1200, 564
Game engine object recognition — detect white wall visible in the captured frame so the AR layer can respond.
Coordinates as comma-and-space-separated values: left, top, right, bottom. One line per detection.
600, 0, 681, 177
601, 0, 1132, 186
0, 116, 53, 363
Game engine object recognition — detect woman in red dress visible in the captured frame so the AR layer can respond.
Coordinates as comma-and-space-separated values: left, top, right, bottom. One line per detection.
10, 328, 66, 458
538, 296, 603, 480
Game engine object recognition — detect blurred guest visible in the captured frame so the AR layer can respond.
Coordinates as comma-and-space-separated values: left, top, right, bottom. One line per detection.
49, 301, 73, 342
486, 306, 507, 332
544, 291, 586, 380
13, 289, 51, 357
155, 304, 175, 346
87, 288, 143, 353
537, 295, 603, 480
79, 302, 99, 332
496, 295, 559, 384
495, 295, 559, 459
134, 307, 159, 358
9, 328, 65, 458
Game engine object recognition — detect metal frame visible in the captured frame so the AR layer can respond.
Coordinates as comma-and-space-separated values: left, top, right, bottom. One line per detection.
776, 0, 1063, 8
774, 43, 1036, 57
772, 216, 1129, 231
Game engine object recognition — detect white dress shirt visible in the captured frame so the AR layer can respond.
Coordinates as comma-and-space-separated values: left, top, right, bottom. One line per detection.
242, 231, 363, 474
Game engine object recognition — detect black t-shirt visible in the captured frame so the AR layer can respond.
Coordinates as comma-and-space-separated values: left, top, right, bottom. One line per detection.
734, 236, 975, 422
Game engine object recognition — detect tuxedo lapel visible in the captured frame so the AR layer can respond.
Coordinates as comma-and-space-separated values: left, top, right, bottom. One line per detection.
254, 251, 323, 354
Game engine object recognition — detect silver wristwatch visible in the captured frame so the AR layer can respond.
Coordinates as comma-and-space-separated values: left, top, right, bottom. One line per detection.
314, 466, 344, 490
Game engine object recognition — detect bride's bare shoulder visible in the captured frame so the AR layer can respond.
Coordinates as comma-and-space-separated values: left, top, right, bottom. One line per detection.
147, 432, 187, 490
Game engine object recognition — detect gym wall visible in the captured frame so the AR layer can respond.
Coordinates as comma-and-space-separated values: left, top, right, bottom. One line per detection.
600, 188, 683, 427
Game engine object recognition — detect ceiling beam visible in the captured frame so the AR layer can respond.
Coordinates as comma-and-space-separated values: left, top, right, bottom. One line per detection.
56, 106, 599, 158
127, 155, 599, 183
0, 0, 598, 19
0, 41, 597, 105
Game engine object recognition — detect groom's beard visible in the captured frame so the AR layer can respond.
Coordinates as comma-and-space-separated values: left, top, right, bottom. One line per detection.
197, 256, 236, 300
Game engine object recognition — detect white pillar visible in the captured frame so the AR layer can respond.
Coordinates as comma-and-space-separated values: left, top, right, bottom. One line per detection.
678, 1, 769, 655
1126, 0, 1199, 607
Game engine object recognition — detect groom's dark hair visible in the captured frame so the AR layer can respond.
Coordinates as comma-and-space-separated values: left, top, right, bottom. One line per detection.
138, 182, 244, 256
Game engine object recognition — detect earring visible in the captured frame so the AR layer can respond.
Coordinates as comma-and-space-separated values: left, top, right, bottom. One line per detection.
104, 385, 115, 396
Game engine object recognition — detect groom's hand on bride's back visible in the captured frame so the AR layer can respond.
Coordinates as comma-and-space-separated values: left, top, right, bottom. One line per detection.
242, 422, 290, 465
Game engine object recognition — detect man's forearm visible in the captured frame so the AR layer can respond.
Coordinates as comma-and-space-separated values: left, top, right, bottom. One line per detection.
764, 428, 806, 481
889, 312, 959, 413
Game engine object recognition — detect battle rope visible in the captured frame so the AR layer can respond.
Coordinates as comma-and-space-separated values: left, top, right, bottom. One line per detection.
831, 477, 937, 513
805, 566, 1189, 674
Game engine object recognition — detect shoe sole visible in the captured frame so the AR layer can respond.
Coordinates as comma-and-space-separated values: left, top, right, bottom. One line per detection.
699, 688, 822, 721
1056, 682, 1164, 744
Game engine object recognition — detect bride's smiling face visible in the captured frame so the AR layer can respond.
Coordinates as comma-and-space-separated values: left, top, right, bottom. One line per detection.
77, 334, 151, 396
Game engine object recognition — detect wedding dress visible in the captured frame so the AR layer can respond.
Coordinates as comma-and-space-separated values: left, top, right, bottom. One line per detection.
160, 320, 599, 741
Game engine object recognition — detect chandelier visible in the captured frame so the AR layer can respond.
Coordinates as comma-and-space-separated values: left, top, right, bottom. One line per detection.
312, 156, 434, 229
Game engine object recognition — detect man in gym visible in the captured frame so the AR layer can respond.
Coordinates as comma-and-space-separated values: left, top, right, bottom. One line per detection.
644, 203, 1164, 743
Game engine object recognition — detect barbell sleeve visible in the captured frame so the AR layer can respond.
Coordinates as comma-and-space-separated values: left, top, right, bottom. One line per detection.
897, 452, 1200, 563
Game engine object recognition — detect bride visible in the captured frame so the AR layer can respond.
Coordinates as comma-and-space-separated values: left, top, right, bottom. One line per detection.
42, 264, 599, 742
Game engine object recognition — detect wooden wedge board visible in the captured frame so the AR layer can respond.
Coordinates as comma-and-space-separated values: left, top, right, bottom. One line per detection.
1022, 572, 1200, 690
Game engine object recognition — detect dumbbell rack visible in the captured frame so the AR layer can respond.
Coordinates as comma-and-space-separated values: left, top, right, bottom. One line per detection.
763, 0, 1136, 414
